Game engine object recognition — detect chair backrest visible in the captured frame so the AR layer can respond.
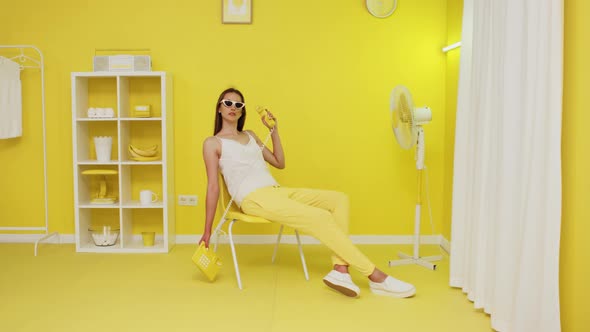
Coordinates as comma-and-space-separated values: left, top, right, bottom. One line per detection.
218, 173, 239, 212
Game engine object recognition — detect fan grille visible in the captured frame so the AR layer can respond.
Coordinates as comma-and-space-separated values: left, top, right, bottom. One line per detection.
390, 85, 417, 150
398, 93, 413, 125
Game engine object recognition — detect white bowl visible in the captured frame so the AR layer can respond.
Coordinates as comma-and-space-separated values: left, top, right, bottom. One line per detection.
89, 226, 119, 246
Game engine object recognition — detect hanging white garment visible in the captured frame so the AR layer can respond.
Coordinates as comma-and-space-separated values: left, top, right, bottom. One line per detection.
0, 56, 22, 139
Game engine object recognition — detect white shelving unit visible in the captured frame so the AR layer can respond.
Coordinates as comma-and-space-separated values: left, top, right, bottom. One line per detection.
71, 72, 175, 253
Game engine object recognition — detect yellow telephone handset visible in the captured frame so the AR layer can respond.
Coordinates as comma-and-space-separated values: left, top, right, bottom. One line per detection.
256, 106, 276, 128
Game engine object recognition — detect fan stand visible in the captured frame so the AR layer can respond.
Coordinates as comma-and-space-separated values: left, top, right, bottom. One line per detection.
389, 127, 442, 270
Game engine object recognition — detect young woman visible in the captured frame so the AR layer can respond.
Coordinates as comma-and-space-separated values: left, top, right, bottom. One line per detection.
199, 88, 415, 298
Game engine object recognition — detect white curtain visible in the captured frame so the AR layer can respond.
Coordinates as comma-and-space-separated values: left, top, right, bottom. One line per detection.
450, 0, 563, 331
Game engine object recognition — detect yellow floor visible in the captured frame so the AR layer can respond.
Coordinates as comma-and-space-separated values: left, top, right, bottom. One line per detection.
0, 243, 491, 332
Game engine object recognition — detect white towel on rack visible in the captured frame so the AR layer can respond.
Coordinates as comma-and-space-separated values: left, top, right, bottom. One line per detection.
0, 56, 22, 139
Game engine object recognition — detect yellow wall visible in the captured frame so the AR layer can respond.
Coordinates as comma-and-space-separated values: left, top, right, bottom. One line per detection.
0, 0, 448, 236
443, 0, 462, 240
562, 0, 590, 330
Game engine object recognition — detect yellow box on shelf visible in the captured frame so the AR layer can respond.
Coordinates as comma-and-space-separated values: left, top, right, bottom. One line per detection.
133, 105, 151, 118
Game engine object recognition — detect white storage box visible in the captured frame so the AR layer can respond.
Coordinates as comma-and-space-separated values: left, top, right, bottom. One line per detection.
93, 55, 151, 72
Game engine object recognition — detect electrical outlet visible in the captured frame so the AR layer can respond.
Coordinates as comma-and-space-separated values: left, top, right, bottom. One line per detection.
178, 195, 198, 206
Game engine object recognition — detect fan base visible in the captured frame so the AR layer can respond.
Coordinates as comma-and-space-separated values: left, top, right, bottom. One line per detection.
388, 252, 442, 270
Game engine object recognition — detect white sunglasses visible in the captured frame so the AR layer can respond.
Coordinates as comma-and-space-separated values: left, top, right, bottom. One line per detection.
220, 99, 245, 109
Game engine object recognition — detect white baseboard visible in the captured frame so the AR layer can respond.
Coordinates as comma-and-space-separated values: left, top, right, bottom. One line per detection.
0, 233, 74, 243
0, 233, 450, 250
440, 236, 451, 254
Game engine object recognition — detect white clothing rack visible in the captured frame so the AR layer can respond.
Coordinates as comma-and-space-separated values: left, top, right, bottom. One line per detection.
0, 45, 58, 255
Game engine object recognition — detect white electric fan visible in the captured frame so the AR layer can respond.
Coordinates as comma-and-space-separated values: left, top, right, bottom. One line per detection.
389, 85, 442, 270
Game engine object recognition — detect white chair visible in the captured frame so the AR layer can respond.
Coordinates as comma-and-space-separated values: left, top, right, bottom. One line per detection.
212, 175, 309, 289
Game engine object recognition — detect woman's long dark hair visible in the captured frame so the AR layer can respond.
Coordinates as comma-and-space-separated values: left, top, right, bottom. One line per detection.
214, 88, 246, 135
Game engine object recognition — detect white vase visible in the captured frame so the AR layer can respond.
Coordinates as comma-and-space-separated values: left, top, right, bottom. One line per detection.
94, 136, 112, 162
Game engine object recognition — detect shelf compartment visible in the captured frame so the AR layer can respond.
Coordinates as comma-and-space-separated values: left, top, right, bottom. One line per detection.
119, 164, 163, 205
77, 208, 121, 249
120, 121, 162, 162
73, 76, 118, 119
121, 208, 164, 249
75, 121, 119, 162
119, 76, 162, 118
77, 165, 120, 206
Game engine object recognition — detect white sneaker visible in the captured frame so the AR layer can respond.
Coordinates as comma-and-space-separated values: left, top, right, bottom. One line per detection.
369, 276, 416, 298
322, 270, 360, 298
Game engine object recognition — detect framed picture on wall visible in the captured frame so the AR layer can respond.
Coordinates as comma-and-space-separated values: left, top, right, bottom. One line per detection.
222, 0, 252, 24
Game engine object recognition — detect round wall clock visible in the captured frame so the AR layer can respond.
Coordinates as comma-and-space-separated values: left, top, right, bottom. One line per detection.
366, 0, 398, 18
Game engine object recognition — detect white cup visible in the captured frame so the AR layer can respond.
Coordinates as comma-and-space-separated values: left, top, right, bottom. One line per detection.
140, 190, 158, 205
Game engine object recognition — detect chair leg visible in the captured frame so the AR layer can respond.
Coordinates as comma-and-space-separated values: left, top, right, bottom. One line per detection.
228, 219, 243, 290
294, 230, 309, 281
212, 217, 227, 252
272, 225, 284, 264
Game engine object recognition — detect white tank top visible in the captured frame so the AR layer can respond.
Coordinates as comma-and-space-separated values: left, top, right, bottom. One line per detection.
217, 132, 279, 206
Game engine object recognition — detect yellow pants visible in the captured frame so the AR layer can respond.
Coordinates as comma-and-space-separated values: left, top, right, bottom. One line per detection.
241, 186, 376, 276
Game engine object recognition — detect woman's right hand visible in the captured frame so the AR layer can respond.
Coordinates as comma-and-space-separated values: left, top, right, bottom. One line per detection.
199, 231, 211, 248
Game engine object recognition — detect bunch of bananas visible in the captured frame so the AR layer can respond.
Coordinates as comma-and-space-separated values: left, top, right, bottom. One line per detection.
128, 144, 159, 161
